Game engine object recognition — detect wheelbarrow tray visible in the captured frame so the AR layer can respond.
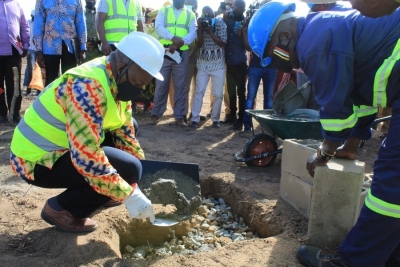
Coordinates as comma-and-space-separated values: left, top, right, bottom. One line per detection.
247, 109, 323, 140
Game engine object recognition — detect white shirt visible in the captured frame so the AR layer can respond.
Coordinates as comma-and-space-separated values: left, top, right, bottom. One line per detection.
155, 5, 197, 45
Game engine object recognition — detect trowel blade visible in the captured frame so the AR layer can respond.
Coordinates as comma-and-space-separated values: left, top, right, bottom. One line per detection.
152, 218, 179, 227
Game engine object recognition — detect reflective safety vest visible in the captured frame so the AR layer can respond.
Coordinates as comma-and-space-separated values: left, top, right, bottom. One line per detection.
10, 57, 128, 162
105, 0, 138, 43
159, 6, 194, 51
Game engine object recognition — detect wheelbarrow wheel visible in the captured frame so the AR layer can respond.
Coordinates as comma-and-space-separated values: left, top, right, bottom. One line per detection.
243, 134, 278, 167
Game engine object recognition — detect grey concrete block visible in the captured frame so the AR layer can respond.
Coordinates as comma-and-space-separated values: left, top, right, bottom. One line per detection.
282, 139, 321, 184
280, 171, 312, 217
307, 159, 365, 249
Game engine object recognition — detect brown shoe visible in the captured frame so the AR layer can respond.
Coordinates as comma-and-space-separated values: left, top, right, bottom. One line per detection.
175, 118, 188, 127
102, 199, 122, 208
150, 115, 160, 125
40, 201, 98, 233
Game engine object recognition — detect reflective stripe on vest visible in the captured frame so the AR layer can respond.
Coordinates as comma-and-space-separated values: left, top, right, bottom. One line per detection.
105, 0, 138, 43
373, 39, 400, 108
158, 6, 193, 51
10, 57, 128, 162
320, 105, 377, 132
365, 188, 400, 218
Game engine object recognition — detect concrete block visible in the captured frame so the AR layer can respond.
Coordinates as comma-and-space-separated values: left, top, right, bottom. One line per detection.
280, 171, 312, 217
282, 139, 321, 184
307, 159, 365, 249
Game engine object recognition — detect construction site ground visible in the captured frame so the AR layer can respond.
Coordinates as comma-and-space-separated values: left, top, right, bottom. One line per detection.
0, 62, 383, 266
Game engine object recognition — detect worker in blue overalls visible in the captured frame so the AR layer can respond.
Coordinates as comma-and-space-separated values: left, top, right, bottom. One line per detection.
248, 1, 400, 266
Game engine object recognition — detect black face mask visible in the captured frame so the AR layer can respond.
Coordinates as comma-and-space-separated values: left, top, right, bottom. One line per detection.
271, 38, 293, 73
117, 64, 143, 102
231, 11, 244, 21
86, 2, 96, 10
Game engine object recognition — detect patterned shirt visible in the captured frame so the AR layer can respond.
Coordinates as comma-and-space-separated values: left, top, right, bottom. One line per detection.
33, 0, 87, 55
10, 57, 144, 201
197, 18, 227, 72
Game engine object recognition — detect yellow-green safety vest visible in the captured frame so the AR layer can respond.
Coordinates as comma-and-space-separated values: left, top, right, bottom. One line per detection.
158, 6, 195, 51
105, 0, 138, 43
10, 57, 128, 162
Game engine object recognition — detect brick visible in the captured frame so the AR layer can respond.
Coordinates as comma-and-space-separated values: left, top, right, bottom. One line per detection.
307, 158, 365, 249
280, 171, 312, 217
282, 139, 320, 184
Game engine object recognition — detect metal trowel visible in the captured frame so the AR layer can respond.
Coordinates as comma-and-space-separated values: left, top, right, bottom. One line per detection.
151, 218, 179, 227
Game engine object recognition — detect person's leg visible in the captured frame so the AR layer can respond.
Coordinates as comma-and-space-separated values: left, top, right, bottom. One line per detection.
210, 68, 226, 123
172, 51, 189, 120
60, 41, 77, 74
44, 54, 61, 86
23, 52, 31, 88
191, 69, 209, 123
0, 56, 7, 119
235, 63, 248, 121
243, 67, 262, 129
186, 63, 197, 117
168, 75, 174, 109
151, 59, 173, 119
4, 48, 22, 121
30, 147, 142, 218
338, 100, 400, 267
262, 67, 277, 110
225, 64, 237, 120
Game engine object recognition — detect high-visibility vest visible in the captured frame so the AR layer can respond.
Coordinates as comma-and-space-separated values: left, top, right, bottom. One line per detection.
104, 0, 138, 43
10, 57, 128, 162
158, 6, 194, 51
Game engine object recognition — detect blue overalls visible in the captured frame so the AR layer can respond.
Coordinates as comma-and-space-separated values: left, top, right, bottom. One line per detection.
297, 8, 400, 266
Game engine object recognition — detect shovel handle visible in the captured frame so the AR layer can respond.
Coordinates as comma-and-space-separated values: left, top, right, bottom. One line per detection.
281, 80, 311, 105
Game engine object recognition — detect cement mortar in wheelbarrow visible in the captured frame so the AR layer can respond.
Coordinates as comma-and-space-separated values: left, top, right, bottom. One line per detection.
234, 109, 323, 167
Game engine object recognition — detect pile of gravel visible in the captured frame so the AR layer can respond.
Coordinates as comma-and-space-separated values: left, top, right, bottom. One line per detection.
122, 197, 258, 260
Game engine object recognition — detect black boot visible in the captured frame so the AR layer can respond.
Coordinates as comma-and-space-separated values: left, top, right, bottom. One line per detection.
229, 119, 243, 130
296, 246, 351, 267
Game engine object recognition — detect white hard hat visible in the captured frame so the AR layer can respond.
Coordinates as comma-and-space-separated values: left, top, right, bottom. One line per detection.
115, 32, 164, 81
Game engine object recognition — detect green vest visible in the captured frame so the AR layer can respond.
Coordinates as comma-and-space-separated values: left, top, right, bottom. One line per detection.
159, 6, 194, 51
11, 57, 128, 162
105, 0, 138, 43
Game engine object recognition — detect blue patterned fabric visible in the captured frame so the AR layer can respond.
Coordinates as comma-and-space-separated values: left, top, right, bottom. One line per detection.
33, 0, 87, 55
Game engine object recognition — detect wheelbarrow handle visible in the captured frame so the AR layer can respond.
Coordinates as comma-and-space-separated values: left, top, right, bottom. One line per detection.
234, 149, 283, 162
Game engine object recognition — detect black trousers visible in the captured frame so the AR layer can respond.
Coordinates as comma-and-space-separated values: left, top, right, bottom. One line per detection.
0, 47, 22, 119
44, 41, 76, 86
24, 134, 142, 218
226, 63, 247, 120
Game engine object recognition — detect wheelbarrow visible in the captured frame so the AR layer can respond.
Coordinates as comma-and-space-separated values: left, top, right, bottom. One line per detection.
234, 109, 323, 167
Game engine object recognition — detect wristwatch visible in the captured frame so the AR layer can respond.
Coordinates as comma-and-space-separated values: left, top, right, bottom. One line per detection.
317, 145, 335, 161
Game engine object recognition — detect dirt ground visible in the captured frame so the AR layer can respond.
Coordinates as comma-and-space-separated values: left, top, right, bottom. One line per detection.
0, 64, 383, 266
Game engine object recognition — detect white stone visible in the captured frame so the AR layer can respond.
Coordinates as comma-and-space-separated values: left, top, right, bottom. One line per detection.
125, 245, 134, 253
198, 205, 208, 214
200, 223, 210, 231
